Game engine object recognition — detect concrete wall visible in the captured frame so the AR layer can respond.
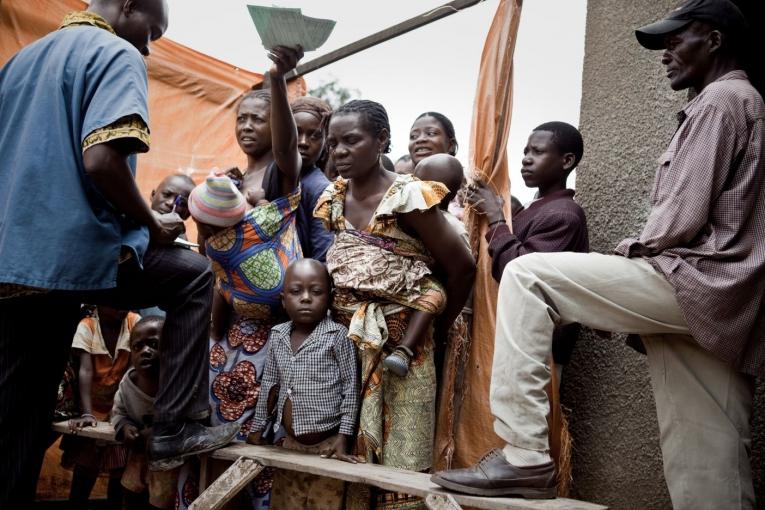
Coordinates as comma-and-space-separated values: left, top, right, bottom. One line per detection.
562, 0, 756, 508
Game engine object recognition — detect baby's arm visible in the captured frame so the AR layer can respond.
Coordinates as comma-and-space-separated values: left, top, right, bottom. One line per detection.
70, 350, 97, 431
321, 329, 362, 463
211, 289, 230, 342
111, 384, 141, 446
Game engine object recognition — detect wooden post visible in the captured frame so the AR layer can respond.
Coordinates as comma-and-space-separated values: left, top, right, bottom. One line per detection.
426, 493, 464, 510
189, 457, 264, 510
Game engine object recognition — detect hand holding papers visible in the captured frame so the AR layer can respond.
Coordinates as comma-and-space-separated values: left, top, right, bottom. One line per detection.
247, 5, 336, 52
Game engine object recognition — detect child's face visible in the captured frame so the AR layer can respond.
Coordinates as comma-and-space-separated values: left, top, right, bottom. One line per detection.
129, 322, 161, 374
295, 111, 325, 170
521, 130, 569, 190
151, 176, 194, 220
281, 261, 331, 328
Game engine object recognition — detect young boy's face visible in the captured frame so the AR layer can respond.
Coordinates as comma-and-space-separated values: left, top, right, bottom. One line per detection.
295, 111, 325, 171
521, 130, 570, 190
129, 321, 161, 374
281, 260, 331, 328
151, 176, 195, 220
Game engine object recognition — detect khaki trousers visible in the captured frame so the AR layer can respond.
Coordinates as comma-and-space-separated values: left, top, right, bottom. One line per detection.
492, 252, 754, 510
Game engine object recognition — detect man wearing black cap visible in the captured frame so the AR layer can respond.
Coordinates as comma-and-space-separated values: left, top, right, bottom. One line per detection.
432, 1, 764, 507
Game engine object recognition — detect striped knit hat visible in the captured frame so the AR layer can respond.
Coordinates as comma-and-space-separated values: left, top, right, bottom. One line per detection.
188, 173, 246, 227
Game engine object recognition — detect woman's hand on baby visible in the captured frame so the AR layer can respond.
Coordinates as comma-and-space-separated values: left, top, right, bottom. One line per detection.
320, 435, 364, 464
68, 414, 97, 432
267, 45, 304, 79
150, 211, 185, 245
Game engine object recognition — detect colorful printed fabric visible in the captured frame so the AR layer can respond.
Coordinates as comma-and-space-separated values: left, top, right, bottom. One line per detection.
315, 174, 447, 510
206, 188, 303, 319
82, 114, 150, 153
59, 11, 116, 34
177, 191, 303, 510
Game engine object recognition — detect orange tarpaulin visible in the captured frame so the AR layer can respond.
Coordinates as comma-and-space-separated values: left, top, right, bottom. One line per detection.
455, 0, 569, 494
455, 0, 522, 468
0, 0, 304, 500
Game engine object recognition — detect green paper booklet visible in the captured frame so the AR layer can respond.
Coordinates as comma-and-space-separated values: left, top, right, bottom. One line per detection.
247, 5, 336, 52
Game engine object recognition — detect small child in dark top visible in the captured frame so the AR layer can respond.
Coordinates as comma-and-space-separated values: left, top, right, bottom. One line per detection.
248, 259, 359, 509
111, 316, 178, 510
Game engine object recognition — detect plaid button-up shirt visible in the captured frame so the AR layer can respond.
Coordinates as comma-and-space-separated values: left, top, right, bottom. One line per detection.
251, 317, 359, 436
615, 71, 765, 376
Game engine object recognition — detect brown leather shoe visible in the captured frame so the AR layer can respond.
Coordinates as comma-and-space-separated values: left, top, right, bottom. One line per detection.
431, 449, 556, 498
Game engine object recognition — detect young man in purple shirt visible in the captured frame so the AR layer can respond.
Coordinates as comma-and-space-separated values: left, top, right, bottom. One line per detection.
465, 121, 589, 365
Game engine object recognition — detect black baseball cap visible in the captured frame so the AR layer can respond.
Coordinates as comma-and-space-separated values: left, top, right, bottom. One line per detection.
635, 0, 747, 50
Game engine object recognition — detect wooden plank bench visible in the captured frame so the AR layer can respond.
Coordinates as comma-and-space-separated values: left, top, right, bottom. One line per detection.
203, 444, 607, 510
52, 420, 120, 442
51, 422, 607, 510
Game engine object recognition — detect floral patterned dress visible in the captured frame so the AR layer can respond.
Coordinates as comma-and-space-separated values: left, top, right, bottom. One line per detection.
176, 189, 302, 510
315, 174, 448, 510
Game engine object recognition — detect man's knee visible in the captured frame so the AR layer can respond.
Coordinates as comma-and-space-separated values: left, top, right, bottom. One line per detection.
501, 253, 549, 287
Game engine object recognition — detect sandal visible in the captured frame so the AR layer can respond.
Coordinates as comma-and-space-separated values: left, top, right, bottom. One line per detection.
383, 345, 414, 377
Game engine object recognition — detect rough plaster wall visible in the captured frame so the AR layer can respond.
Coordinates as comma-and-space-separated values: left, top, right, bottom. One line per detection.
562, 1, 686, 508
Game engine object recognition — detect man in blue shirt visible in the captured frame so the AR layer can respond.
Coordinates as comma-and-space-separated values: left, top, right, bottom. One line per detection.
0, 1, 237, 505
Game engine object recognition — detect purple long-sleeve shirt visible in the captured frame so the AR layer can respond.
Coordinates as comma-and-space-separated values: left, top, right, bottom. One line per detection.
485, 189, 589, 281
485, 189, 589, 364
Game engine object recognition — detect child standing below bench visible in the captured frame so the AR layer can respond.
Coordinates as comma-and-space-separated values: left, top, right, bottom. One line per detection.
111, 315, 178, 510
62, 306, 139, 508
248, 258, 360, 510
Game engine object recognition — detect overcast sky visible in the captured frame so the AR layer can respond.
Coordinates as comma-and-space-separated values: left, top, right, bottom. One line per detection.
164, 0, 587, 202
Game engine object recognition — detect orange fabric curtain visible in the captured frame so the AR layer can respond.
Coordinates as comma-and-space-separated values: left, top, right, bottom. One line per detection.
454, 0, 522, 468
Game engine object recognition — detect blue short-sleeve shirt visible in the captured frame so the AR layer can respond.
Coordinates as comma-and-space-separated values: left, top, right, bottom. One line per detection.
0, 23, 150, 291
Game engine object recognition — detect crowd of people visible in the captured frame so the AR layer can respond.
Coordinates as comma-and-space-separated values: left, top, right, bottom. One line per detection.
0, 0, 763, 509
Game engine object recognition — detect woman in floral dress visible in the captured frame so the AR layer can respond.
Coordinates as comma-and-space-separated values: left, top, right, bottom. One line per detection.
176, 47, 304, 510
315, 100, 475, 509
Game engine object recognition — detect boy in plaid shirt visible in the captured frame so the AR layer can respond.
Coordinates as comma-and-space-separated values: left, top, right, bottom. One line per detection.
248, 258, 359, 509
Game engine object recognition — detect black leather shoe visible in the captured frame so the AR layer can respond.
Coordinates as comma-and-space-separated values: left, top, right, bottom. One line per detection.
149, 421, 240, 471
431, 449, 556, 499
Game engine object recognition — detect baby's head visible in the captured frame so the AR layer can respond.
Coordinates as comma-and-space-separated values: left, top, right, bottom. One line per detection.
394, 154, 414, 175
188, 173, 246, 231
281, 259, 332, 328
414, 153, 464, 209
129, 316, 163, 377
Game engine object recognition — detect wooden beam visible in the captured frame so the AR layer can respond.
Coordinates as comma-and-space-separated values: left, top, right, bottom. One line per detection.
51, 421, 118, 442
212, 444, 609, 510
189, 457, 264, 510
285, 0, 485, 80
426, 493, 464, 509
